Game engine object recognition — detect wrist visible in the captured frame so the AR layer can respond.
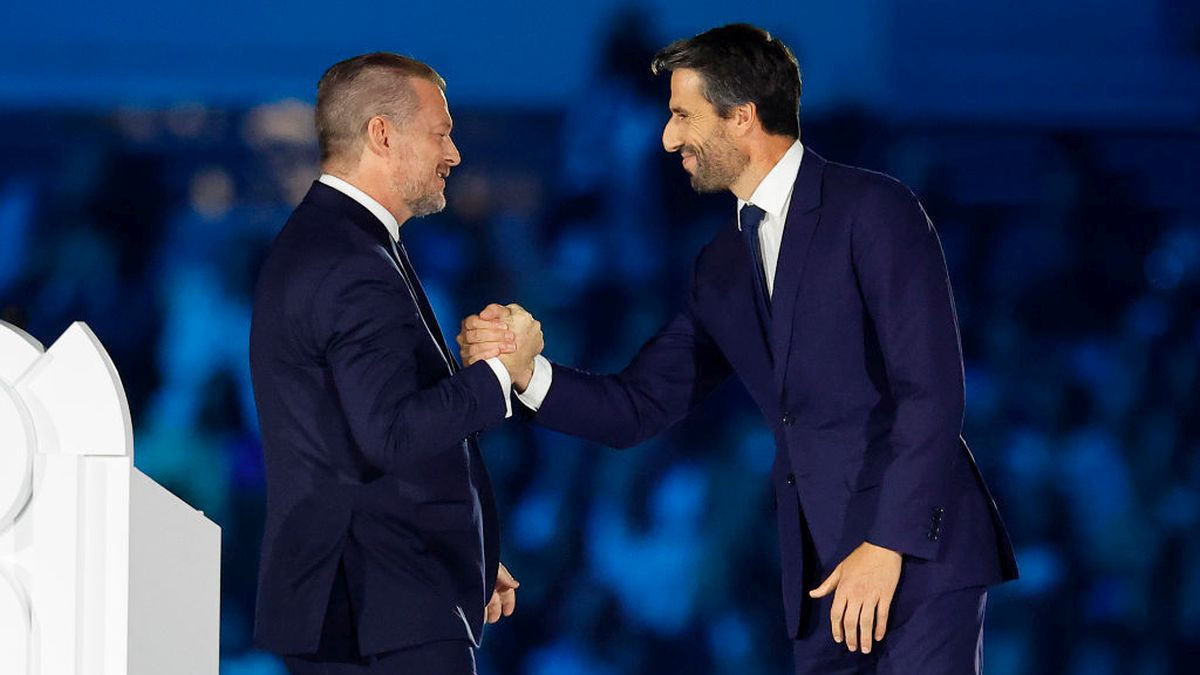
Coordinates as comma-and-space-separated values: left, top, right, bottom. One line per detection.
864, 541, 902, 562
512, 364, 534, 392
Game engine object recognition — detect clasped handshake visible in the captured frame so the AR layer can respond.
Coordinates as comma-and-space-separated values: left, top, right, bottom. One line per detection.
455, 303, 543, 391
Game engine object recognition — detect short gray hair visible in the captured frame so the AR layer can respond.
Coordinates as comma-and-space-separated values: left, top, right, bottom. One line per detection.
315, 52, 446, 167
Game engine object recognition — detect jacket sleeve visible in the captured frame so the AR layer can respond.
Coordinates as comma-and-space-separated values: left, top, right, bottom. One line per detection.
852, 181, 965, 561
314, 253, 507, 472
530, 264, 732, 449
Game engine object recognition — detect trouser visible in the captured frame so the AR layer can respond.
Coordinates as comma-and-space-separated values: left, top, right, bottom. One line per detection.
283, 640, 476, 675
283, 562, 476, 675
792, 585, 987, 674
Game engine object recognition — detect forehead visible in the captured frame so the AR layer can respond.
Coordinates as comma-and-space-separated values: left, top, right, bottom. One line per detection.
409, 77, 452, 124
668, 68, 710, 110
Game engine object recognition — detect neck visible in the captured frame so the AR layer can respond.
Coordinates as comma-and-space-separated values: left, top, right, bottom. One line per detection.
323, 165, 412, 225
729, 134, 797, 202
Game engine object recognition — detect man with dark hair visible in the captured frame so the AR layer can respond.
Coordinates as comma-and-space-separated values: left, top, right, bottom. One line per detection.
461, 24, 1017, 674
251, 52, 541, 674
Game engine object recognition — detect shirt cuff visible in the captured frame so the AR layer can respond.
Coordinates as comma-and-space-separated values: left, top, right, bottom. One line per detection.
516, 355, 552, 411
483, 357, 513, 418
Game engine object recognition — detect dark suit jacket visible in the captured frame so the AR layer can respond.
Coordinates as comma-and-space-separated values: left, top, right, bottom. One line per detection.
530, 150, 1018, 637
250, 181, 503, 656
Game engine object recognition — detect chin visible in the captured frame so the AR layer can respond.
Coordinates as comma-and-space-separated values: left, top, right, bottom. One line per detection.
689, 177, 725, 194
412, 196, 451, 214
409, 193, 447, 218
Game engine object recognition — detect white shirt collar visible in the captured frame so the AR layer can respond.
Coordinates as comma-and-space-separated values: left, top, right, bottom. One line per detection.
737, 140, 804, 227
318, 173, 401, 241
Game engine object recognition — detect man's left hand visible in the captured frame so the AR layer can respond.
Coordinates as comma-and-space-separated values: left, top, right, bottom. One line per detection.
485, 562, 520, 624
808, 541, 902, 654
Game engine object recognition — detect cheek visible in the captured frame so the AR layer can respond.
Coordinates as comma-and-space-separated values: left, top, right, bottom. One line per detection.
686, 121, 710, 143
423, 142, 444, 168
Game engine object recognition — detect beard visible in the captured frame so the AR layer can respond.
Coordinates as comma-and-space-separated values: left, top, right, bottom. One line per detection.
685, 125, 748, 193
390, 145, 448, 218
405, 178, 446, 218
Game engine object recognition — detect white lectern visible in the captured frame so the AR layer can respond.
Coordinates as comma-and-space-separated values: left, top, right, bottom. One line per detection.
0, 321, 221, 674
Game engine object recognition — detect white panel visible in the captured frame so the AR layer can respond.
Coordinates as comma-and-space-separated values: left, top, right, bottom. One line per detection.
0, 383, 35, 532
80, 457, 131, 675
14, 322, 133, 459
31, 454, 83, 674
2, 321, 221, 675
0, 320, 43, 384
127, 469, 221, 675
0, 565, 30, 675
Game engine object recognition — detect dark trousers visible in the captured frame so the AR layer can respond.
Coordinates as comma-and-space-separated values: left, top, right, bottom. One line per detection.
283, 640, 476, 675
284, 563, 476, 674
792, 586, 987, 674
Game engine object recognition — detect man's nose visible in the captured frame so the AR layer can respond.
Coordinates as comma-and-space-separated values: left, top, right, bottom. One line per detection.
662, 120, 681, 152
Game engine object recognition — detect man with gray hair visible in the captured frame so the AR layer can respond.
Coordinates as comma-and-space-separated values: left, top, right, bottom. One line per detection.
250, 52, 542, 674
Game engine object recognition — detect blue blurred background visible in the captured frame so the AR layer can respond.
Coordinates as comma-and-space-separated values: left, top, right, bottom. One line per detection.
2, 1, 1199, 673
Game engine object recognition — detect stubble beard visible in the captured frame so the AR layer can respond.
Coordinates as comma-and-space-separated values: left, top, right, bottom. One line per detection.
388, 141, 447, 218
688, 126, 748, 194
406, 180, 446, 218
391, 166, 446, 218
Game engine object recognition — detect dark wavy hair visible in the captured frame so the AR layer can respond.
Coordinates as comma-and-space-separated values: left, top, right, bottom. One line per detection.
652, 24, 801, 139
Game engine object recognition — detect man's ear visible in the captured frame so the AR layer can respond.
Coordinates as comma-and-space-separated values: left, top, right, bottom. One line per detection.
730, 101, 757, 137
364, 116, 390, 157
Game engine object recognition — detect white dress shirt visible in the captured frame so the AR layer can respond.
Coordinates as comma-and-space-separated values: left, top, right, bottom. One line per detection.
318, 174, 514, 417
737, 140, 804, 297
517, 142, 806, 412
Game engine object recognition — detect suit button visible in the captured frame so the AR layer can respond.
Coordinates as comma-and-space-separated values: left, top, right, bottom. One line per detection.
781, 412, 793, 426
786, 473, 796, 486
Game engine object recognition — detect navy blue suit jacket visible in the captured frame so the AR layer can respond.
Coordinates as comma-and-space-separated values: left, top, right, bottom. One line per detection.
530, 150, 1018, 637
250, 182, 504, 656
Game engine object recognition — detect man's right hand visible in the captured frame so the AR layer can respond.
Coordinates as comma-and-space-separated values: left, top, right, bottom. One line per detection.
458, 303, 542, 390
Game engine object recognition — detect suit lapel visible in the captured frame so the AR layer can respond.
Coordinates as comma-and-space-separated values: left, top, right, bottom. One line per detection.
304, 181, 460, 374
709, 221, 775, 382
769, 150, 826, 393
392, 241, 461, 374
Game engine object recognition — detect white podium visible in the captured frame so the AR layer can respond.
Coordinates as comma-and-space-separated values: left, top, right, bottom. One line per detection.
0, 321, 221, 674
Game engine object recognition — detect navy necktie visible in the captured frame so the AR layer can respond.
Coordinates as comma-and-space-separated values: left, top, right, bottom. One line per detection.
388, 237, 459, 374
740, 204, 772, 321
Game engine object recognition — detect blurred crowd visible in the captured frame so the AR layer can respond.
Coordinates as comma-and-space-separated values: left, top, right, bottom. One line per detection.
2, 18, 1198, 675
